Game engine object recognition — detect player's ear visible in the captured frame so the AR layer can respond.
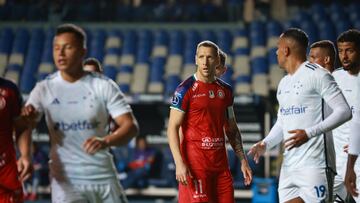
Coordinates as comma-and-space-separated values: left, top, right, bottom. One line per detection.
284, 46, 290, 56
324, 56, 330, 65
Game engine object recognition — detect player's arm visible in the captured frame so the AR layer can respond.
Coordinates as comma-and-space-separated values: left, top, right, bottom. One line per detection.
224, 105, 252, 185
167, 108, 191, 185
345, 108, 360, 197
16, 128, 33, 182
248, 119, 283, 163
83, 112, 139, 154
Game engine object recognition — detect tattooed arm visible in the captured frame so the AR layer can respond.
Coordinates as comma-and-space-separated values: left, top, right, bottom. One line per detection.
224, 106, 252, 185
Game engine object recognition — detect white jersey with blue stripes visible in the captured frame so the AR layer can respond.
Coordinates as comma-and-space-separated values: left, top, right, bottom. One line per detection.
26, 71, 132, 181
276, 61, 341, 170
332, 68, 359, 161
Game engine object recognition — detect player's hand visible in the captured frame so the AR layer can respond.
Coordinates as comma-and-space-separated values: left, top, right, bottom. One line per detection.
83, 136, 108, 155
17, 155, 33, 182
21, 105, 38, 128
240, 159, 252, 185
343, 144, 349, 153
345, 167, 359, 197
175, 160, 192, 185
284, 129, 309, 150
247, 141, 266, 164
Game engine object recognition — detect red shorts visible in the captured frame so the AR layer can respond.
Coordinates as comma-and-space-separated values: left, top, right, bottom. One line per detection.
179, 169, 234, 203
0, 147, 23, 202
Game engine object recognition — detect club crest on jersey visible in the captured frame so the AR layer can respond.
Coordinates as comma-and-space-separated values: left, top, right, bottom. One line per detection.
209, 90, 215, 98
217, 90, 225, 99
0, 96, 5, 110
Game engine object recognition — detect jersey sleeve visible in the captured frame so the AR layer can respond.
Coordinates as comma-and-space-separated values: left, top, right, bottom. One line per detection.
103, 79, 132, 118
170, 86, 190, 113
26, 82, 44, 121
316, 72, 342, 102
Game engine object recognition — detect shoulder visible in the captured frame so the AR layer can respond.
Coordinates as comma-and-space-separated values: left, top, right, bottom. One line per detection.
86, 72, 118, 88
216, 78, 232, 90
0, 77, 19, 92
175, 75, 196, 96
332, 67, 345, 78
302, 62, 329, 78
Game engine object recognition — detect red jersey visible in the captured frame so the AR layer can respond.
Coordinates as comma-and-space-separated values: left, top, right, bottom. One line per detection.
171, 74, 233, 171
0, 78, 21, 152
0, 78, 23, 196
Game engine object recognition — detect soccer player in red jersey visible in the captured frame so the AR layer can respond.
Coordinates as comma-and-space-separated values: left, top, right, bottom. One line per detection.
0, 77, 34, 203
167, 41, 252, 203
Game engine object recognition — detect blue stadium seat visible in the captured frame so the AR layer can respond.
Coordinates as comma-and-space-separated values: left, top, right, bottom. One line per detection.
318, 21, 336, 42
164, 75, 181, 97
149, 57, 165, 82
103, 65, 118, 80
154, 29, 168, 46
267, 48, 277, 66
20, 74, 36, 94
201, 29, 217, 43
266, 20, 283, 37
0, 27, 14, 54
301, 21, 318, 44
122, 30, 137, 55
169, 30, 183, 55
250, 21, 266, 47
220, 66, 234, 86
217, 29, 233, 54
119, 84, 130, 94
251, 57, 268, 75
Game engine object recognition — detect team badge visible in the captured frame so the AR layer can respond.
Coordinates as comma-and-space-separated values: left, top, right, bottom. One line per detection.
209, 90, 215, 98
0, 96, 6, 110
217, 90, 225, 99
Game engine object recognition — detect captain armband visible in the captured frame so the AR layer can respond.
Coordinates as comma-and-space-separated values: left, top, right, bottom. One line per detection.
226, 106, 235, 119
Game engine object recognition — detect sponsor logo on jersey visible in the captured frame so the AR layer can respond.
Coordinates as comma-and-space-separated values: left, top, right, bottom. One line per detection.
0, 96, 5, 110
209, 90, 215, 98
192, 93, 206, 98
54, 120, 100, 131
192, 82, 198, 91
280, 105, 308, 116
171, 92, 181, 106
201, 137, 224, 149
217, 90, 225, 99
51, 98, 60, 105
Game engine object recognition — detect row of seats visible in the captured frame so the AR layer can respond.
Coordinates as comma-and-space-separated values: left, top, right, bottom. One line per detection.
1, 2, 359, 98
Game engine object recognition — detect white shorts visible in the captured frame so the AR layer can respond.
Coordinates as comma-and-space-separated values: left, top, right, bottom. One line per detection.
51, 178, 128, 203
278, 168, 328, 203
333, 156, 347, 202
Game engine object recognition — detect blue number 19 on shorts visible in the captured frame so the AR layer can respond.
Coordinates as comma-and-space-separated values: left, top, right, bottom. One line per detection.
314, 185, 326, 198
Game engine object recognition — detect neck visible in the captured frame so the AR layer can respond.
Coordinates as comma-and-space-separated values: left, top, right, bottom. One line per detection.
348, 65, 360, 76
60, 68, 85, 83
195, 72, 215, 83
285, 56, 306, 75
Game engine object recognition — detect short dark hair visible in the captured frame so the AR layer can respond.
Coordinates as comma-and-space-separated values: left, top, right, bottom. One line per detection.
56, 23, 87, 49
219, 49, 227, 67
196, 40, 220, 56
282, 28, 309, 50
310, 40, 336, 60
83, 57, 102, 73
337, 29, 360, 50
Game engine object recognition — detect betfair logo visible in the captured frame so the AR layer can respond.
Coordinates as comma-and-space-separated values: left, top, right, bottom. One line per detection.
54, 120, 100, 131
280, 105, 308, 116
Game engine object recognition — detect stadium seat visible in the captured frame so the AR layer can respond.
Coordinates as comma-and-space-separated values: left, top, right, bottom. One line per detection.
103, 65, 118, 80
235, 75, 251, 95
201, 29, 217, 43
252, 74, 269, 97
165, 54, 182, 76
181, 64, 195, 80
164, 75, 181, 97
131, 64, 149, 94
154, 29, 168, 46
169, 30, 184, 55
233, 54, 251, 76
220, 66, 234, 86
